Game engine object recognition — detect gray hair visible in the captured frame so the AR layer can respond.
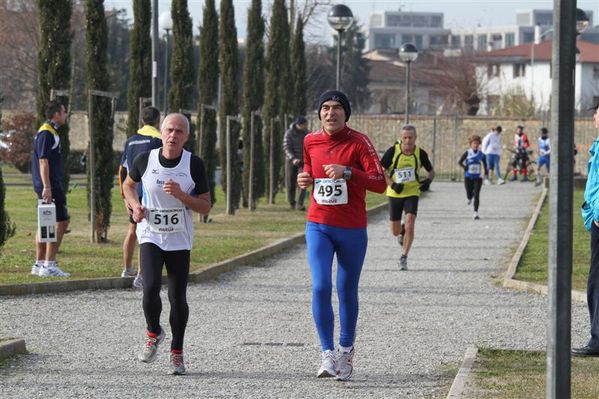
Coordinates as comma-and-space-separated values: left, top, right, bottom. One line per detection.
401, 124, 417, 136
162, 113, 190, 134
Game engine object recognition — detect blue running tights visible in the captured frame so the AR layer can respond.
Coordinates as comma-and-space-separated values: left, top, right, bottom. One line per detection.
306, 222, 368, 351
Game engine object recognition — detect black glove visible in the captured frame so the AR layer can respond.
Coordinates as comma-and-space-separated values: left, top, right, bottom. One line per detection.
391, 183, 404, 194
419, 178, 432, 192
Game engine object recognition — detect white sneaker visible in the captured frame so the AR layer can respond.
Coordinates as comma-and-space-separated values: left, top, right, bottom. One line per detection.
317, 350, 337, 378
39, 264, 71, 277
139, 329, 166, 363
473, 212, 480, 220
132, 273, 144, 289
483, 178, 491, 186
121, 268, 137, 278
31, 264, 41, 276
497, 178, 505, 185
170, 352, 186, 375
336, 346, 354, 381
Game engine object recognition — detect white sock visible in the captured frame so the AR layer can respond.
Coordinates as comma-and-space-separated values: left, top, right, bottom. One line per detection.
339, 345, 353, 353
43, 260, 56, 269
36, 260, 44, 266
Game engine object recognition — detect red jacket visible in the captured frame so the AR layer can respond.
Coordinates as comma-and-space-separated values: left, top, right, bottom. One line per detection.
303, 126, 387, 228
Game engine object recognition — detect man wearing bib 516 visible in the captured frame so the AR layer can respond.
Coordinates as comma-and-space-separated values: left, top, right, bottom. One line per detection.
123, 113, 211, 375
297, 90, 387, 381
380, 125, 434, 270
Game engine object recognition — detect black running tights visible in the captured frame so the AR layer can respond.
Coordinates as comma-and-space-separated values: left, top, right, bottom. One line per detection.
140, 243, 190, 351
464, 177, 482, 211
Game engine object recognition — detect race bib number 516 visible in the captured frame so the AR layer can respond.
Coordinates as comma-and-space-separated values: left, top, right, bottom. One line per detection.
147, 208, 185, 233
313, 179, 348, 205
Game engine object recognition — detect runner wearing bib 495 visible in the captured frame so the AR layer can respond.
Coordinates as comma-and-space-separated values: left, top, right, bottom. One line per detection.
458, 135, 488, 220
297, 90, 387, 381
123, 113, 211, 376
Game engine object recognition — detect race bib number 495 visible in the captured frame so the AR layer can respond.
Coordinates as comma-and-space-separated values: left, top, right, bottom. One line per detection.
313, 179, 348, 205
147, 208, 185, 233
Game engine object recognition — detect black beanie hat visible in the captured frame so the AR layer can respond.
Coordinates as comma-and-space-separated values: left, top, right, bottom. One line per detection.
317, 90, 351, 122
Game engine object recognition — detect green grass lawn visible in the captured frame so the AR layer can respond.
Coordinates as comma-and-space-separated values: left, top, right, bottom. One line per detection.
516, 187, 590, 291
0, 176, 388, 285
470, 348, 599, 398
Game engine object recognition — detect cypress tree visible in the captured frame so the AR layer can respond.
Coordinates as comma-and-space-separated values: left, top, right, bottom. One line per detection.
169, 0, 195, 112
198, 0, 219, 206
290, 15, 306, 116
36, 0, 72, 188
126, 0, 152, 137
85, 0, 113, 242
219, 0, 241, 212
339, 21, 370, 111
241, 0, 265, 207
263, 0, 291, 203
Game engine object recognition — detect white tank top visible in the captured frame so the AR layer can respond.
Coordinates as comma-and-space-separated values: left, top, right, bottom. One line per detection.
137, 148, 195, 251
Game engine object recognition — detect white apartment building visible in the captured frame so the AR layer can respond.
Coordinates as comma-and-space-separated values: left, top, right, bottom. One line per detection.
367, 11, 450, 51
476, 40, 599, 114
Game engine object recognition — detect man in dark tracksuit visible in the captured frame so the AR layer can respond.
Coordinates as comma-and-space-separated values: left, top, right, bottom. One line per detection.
118, 106, 162, 287
284, 115, 309, 210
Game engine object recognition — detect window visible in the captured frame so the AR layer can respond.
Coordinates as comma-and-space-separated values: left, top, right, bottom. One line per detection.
594, 66, 599, 80
414, 35, 423, 48
431, 15, 442, 28
464, 35, 474, 50
374, 34, 396, 48
487, 64, 500, 78
477, 34, 487, 50
451, 35, 461, 47
505, 33, 515, 47
513, 63, 526, 77
430, 35, 448, 46
523, 31, 534, 43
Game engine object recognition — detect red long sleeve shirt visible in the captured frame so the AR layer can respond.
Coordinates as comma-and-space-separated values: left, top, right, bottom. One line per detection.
303, 126, 387, 228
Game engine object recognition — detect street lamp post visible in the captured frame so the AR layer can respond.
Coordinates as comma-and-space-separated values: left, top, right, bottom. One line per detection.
399, 43, 419, 124
327, 5, 354, 90
159, 12, 173, 116
546, 5, 588, 398
151, 0, 158, 106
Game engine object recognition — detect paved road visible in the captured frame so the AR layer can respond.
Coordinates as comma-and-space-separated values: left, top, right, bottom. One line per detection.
0, 182, 590, 398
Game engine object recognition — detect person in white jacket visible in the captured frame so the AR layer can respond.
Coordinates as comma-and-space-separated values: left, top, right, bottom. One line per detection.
481, 126, 505, 185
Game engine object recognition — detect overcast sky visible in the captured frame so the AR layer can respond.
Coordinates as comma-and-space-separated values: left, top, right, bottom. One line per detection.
104, 0, 599, 43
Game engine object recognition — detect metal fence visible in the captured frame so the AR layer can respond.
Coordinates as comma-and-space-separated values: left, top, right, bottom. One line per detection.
307, 113, 597, 180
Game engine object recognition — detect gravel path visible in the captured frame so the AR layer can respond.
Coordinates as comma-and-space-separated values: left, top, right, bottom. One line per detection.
0, 182, 590, 398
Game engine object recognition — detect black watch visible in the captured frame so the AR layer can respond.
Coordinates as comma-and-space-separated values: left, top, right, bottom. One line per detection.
342, 166, 352, 181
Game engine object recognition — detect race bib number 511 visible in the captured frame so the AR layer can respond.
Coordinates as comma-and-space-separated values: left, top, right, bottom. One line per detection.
147, 208, 185, 233
313, 179, 348, 205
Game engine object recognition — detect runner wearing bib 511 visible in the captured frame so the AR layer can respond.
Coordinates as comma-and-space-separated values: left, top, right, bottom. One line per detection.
380, 124, 434, 270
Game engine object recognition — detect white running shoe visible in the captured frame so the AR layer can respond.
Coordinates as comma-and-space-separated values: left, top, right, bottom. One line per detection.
139, 329, 166, 363
170, 352, 186, 375
132, 273, 144, 289
473, 212, 480, 220
121, 268, 137, 278
336, 346, 354, 381
497, 178, 505, 185
31, 264, 41, 276
39, 264, 71, 277
399, 255, 408, 271
317, 350, 337, 378
483, 178, 491, 186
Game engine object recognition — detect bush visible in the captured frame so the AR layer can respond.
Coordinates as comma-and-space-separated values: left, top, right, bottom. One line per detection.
0, 112, 37, 173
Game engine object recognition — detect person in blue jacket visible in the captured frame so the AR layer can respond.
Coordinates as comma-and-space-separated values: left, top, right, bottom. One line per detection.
458, 135, 488, 220
575, 102, 599, 357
